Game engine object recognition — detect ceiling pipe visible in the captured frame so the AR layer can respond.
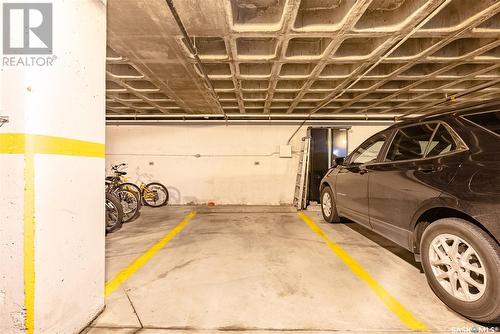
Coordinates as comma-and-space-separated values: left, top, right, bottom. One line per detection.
106, 119, 397, 126
164, 0, 228, 120
398, 81, 500, 119
310, 0, 452, 115
398, 98, 500, 120
285, 0, 451, 145
106, 113, 415, 120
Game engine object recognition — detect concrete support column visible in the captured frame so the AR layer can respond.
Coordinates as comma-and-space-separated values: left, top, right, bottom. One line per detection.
1, 1, 106, 333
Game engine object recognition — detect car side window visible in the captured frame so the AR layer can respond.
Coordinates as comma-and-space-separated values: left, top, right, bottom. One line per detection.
385, 123, 437, 162
349, 132, 390, 165
425, 124, 458, 157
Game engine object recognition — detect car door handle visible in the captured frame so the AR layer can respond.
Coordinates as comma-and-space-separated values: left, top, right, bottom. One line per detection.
417, 165, 435, 173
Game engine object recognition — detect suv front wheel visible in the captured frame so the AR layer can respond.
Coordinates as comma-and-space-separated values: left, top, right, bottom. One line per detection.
320, 186, 340, 223
420, 218, 500, 323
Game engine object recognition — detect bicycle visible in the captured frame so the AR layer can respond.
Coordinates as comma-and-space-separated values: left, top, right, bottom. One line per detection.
111, 163, 169, 207
105, 192, 123, 233
137, 181, 169, 207
106, 167, 141, 223
108, 163, 142, 200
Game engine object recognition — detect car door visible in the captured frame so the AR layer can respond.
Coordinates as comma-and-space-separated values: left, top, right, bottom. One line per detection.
335, 130, 392, 228
368, 122, 467, 249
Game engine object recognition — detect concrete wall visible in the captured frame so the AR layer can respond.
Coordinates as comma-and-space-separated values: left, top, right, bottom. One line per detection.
106, 124, 387, 205
0, 153, 25, 332
0, 1, 106, 333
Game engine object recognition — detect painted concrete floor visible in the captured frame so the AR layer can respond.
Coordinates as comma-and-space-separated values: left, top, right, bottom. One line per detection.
84, 205, 483, 334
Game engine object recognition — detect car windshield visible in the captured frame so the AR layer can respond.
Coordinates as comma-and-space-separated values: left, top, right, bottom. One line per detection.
348, 130, 391, 165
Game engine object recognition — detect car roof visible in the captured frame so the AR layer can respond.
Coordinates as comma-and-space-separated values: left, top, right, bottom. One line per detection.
392, 98, 500, 129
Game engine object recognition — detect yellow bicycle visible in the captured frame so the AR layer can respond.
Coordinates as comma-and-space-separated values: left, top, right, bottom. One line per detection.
111, 164, 169, 207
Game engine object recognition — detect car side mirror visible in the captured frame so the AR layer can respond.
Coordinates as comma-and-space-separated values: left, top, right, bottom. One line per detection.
334, 157, 345, 166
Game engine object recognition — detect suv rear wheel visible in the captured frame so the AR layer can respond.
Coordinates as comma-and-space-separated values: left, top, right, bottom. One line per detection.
420, 218, 500, 323
320, 186, 340, 223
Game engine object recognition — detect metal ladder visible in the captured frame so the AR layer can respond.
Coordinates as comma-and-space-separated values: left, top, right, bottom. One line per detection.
293, 136, 311, 210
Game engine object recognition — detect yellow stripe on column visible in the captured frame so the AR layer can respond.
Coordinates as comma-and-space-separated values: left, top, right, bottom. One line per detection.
297, 212, 428, 332
1, 133, 105, 333
0, 133, 105, 157
24, 154, 36, 334
0, 133, 26, 153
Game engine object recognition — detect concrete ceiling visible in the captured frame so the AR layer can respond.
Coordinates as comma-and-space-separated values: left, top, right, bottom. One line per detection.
106, 0, 500, 122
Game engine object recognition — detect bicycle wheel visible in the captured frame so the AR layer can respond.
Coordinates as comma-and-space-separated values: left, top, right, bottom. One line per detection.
115, 189, 140, 223
119, 183, 142, 209
142, 182, 169, 207
105, 193, 123, 233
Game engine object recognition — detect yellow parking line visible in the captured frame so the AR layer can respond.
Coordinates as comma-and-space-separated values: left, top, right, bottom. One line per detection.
297, 212, 428, 332
104, 211, 197, 297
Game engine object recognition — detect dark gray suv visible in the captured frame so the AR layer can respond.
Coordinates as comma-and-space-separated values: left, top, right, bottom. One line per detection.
320, 101, 500, 323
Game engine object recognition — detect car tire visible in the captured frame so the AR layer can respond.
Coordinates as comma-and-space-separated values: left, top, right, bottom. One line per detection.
420, 218, 500, 323
320, 186, 340, 223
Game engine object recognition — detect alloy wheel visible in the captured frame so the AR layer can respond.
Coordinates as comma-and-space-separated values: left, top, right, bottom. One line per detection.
428, 233, 486, 302
322, 192, 332, 217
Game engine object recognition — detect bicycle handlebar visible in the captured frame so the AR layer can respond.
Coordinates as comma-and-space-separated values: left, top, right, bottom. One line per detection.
111, 163, 127, 170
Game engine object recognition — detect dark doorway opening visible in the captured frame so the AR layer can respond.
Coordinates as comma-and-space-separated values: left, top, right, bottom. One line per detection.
308, 127, 348, 203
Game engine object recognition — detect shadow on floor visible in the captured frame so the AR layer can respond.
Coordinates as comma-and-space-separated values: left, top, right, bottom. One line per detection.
340, 218, 423, 272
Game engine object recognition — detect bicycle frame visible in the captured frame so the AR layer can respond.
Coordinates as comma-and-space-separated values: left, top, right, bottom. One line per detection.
138, 182, 161, 200
109, 164, 166, 205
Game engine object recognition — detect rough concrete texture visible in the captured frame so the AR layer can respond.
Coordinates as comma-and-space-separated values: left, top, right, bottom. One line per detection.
84, 206, 485, 333
106, 0, 500, 121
